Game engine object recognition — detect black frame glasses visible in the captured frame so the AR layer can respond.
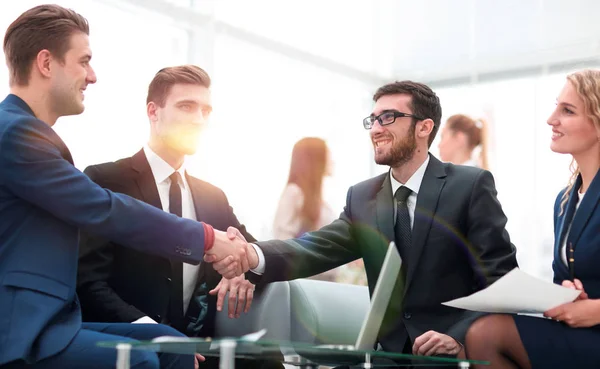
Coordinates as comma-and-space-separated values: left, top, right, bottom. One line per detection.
363, 110, 425, 130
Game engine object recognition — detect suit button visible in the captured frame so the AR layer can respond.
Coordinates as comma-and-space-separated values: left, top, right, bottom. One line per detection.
404, 312, 411, 319
156, 314, 162, 320
167, 277, 172, 282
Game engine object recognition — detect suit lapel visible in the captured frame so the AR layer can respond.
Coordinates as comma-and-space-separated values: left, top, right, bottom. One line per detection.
375, 174, 395, 248
131, 149, 163, 210
186, 174, 209, 227
557, 178, 580, 256
405, 156, 446, 292
567, 171, 600, 248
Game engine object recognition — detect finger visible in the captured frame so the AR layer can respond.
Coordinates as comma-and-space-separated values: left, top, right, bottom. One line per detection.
574, 279, 585, 291
195, 353, 206, 362
209, 280, 223, 296
562, 280, 576, 289
579, 291, 589, 300
412, 331, 434, 355
204, 254, 217, 263
194, 356, 199, 369
416, 336, 437, 356
212, 256, 234, 271
228, 285, 239, 318
216, 283, 229, 312
227, 226, 246, 241
235, 285, 247, 317
227, 227, 238, 241
245, 285, 255, 313
240, 249, 250, 273
424, 341, 443, 357
544, 305, 563, 318
214, 259, 238, 276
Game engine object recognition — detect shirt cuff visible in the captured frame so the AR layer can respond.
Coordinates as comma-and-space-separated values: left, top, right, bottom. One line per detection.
133, 316, 158, 324
250, 243, 265, 275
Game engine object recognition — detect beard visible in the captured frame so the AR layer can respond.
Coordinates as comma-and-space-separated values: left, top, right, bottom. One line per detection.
374, 125, 417, 167
50, 84, 84, 118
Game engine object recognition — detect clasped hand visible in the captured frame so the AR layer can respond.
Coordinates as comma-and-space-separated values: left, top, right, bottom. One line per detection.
203, 227, 258, 278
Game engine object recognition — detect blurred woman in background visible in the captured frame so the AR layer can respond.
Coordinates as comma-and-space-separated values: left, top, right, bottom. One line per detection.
273, 137, 334, 240
438, 114, 490, 170
273, 137, 366, 285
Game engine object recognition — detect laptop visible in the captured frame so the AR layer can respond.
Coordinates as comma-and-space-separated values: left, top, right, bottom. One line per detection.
318, 241, 402, 351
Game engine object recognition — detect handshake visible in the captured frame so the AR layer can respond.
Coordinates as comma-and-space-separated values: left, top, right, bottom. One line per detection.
203, 227, 259, 278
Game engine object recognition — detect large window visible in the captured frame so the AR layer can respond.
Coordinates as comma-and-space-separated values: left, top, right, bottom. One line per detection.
431, 72, 580, 279
0, 1, 189, 168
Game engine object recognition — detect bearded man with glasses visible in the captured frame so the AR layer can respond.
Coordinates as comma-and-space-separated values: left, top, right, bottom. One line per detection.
215, 80, 519, 365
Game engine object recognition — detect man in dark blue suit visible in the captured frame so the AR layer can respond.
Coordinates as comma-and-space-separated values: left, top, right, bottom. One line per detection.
0, 5, 250, 369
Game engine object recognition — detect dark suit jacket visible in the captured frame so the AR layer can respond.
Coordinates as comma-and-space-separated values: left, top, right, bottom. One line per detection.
553, 172, 600, 296
77, 149, 255, 337
0, 95, 207, 365
254, 155, 518, 351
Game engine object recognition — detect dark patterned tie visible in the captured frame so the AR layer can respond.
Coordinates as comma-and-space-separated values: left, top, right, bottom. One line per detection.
394, 186, 412, 281
167, 172, 184, 327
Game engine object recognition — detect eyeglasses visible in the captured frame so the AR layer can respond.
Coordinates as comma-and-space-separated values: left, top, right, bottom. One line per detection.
363, 110, 425, 130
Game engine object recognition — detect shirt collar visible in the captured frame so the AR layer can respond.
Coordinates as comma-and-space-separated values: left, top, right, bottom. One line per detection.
389, 155, 430, 198
143, 145, 188, 189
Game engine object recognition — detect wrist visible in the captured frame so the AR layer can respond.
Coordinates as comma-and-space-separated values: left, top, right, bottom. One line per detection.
203, 223, 214, 251
248, 244, 259, 269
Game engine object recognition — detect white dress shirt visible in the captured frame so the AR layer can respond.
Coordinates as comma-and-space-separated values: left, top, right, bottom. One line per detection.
389, 156, 430, 228
133, 145, 200, 324
251, 156, 431, 275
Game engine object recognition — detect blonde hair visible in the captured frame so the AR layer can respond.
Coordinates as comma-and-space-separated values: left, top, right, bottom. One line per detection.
445, 114, 490, 170
559, 69, 600, 213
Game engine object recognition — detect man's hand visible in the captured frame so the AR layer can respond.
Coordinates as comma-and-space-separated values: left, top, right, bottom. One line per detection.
412, 331, 463, 356
194, 353, 205, 369
204, 227, 259, 271
204, 229, 248, 278
225, 226, 259, 270
209, 275, 256, 318
544, 299, 600, 327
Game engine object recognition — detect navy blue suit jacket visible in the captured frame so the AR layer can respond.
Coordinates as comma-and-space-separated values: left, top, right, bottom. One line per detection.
553, 171, 600, 297
0, 94, 206, 365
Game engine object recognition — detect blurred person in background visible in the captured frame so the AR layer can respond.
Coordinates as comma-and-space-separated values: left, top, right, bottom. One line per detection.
438, 114, 490, 170
272, 137, 366, 285
465, 69, 600, 369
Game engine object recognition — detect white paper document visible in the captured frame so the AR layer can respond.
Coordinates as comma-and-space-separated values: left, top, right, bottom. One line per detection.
442, 268, 581, 314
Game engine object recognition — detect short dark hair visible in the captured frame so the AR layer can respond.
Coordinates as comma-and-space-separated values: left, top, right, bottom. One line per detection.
3, 5, 89, 86
146, 65, 211, 107
373, 81, 442, 147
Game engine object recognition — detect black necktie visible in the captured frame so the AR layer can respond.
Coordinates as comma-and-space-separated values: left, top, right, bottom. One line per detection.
169, 172, 183, 217
379, 186, 413, 353
394, 186, 412, 280
167, 172, 184, 328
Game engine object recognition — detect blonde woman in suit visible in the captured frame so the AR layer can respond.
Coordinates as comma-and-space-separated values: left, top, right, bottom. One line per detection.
465, 69, 600, 368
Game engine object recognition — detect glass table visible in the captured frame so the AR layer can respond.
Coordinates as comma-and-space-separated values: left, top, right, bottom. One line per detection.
98, 337, 489, 368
